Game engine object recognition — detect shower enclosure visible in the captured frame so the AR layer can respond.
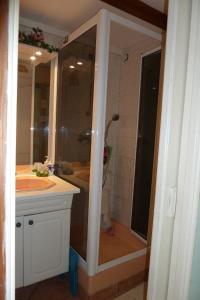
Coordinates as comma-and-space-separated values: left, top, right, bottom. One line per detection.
55, 9, 161, 276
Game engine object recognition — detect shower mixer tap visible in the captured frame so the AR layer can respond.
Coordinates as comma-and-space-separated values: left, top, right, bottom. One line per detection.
78, 128, 92, 142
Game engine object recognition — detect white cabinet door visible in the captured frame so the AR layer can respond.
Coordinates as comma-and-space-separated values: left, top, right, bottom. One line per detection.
24, 210, 70, 286
15, 216, 24, 288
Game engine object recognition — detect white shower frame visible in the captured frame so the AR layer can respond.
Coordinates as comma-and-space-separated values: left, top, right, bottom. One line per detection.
59, 9, 162, 276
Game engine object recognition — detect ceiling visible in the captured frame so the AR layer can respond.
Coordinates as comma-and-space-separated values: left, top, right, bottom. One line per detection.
110, 21, 159, 50
20, 0, 165, 33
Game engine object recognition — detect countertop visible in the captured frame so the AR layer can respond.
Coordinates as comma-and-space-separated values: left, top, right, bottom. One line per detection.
16, 165, 80, 201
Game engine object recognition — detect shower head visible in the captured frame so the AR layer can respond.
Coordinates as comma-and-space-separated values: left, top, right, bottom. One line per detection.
112, 114, 120, 121
104, 113, 120, 145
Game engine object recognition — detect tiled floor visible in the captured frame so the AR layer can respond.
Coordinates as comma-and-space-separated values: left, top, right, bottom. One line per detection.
16, 275, 147, 300
114, 282, 147, 300
99, 220, 146, 264
16, 275, 79, 300
16, 278, 146, 300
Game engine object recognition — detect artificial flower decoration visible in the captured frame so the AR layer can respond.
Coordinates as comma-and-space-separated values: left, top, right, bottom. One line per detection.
19, 27, 58, 53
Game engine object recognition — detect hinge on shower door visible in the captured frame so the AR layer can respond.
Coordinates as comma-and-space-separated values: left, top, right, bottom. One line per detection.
167, 187, 177, 218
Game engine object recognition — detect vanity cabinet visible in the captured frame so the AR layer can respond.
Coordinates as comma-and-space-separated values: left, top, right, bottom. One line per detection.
15, 173, 79, 288
16, 209, 70, 288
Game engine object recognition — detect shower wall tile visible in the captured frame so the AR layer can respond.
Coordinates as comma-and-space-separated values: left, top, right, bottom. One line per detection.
119, 115, 138, 142
112, 194, 132, 227
119, 128, 136, 140
108, 155, 117, 174
103, 52, 122, 219
107, 123, 120, 141
117, 137, 135, 159
103, 173, 115, 190
119, 102, 136, 118
112, 190, 130, 224
115, 157, 133, 182
114, 177, 132, 203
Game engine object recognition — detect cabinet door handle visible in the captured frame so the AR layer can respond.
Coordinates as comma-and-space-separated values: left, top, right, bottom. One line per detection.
28, 220, 34, 225
16, 222, 21, 228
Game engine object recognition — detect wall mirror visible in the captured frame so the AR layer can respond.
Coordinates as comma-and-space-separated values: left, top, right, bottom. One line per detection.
16, 43, 57, 165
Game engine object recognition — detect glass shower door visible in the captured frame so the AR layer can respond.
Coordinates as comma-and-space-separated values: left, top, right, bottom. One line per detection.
55, 27, 96, 261
131, 51, 161, 239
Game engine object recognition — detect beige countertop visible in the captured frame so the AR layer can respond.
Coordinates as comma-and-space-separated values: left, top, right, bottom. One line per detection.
16, 165, 80, 200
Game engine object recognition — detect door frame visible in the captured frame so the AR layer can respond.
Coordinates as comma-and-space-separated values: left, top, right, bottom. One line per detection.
148, 0, 200, 299
166, 0, 200, 298
4, 0, 19, 299
0, 1, 9, 298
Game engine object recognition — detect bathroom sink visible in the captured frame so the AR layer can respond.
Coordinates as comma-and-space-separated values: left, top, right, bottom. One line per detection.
16, 177, 56, 192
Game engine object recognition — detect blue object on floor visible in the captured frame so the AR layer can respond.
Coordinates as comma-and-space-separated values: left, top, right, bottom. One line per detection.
69, 247, 79, 297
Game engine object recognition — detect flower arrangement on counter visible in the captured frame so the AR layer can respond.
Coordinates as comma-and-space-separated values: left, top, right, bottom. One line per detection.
19, 27, 58, 53
32, 163, 49, 177
32, 159, 55, 177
